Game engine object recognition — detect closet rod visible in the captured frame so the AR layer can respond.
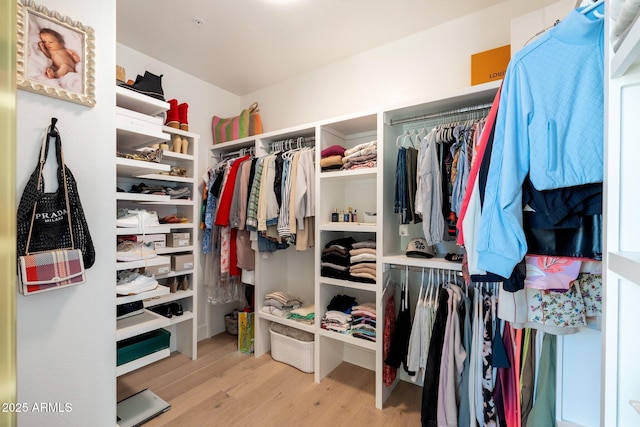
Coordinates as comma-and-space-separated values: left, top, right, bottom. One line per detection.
268, 136, 315, 152
389, 102, 492, 126
219, 146, 254, 159
385, 263, 463, 275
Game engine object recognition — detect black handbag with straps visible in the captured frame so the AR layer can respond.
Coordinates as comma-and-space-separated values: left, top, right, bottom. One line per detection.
16, 118, 95, 269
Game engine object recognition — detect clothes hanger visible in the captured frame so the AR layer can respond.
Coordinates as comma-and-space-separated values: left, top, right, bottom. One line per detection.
580, 0, 604, 17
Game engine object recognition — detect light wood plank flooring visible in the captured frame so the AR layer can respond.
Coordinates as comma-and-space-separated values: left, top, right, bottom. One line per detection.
117, 333, 423, 426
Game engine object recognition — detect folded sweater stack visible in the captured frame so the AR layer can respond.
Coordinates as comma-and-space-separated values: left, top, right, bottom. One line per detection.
261, 291, 303, 318
342, 140, 377, 170
287, 304, 315, 325
349, 239, 377, 284
350, 303, 377, 342
320, 144, 346, 171
320, 236, 356, 281
321, 294, 357, 333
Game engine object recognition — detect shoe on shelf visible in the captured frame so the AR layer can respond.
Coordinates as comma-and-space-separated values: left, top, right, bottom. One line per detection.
149, 303, 172, 318
165, 99, 179, 129
117, 70, 165, 101
159, 214, 188, 224
178, 102, 189, 131
165, 186, 191, 199
116, 271, 158, 295
116, 208, 160, 228
171, 134, 182, 153
181, 136, 189, 154
116, 241, 157, 262
170, 302, 183, 316
167, 277, 178, 293
180, 275, 189, 291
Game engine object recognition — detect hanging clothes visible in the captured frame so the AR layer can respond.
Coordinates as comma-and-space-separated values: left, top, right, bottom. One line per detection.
477, 9, 605, 279
384, 275, 412, 373
415, 129, 444, 247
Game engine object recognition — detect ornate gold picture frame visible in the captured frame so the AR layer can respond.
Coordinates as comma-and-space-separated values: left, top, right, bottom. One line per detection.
16, 0, 96, 107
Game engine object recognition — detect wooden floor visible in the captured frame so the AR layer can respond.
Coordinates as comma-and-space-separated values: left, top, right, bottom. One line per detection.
117, 333, 423, 426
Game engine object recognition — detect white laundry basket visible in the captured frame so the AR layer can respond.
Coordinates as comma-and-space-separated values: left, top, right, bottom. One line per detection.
269, 324, 315, 373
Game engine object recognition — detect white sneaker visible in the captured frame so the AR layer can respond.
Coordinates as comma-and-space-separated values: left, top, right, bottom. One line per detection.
116, 271, 158, 295
116, 241, 157, 262
116, 208, 160, 228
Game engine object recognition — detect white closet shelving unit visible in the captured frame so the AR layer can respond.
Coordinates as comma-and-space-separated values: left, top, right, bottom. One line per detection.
210, 81, 502, 410
603, 6, 640, 426
315, 112, 382, 403
210, 125, 318, 357
115, 86, 199, 380
378, 82, 498, 408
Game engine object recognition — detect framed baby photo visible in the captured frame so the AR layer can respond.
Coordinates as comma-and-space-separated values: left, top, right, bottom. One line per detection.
16, 0, 96, 107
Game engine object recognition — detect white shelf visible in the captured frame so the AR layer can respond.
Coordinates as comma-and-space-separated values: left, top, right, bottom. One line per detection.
168, 310, 194, 326
382, 254, 463, 271
116, 86, 169, 116
160, 150, 194, 162
143, 198, 194, 206
116, 124, 170, 149
611, 15, 640, 78
116, 348, 170, 377
116, 225, 173, 235
143, 289, 194, 307
116, 192, 170, 202
319, 222, 377, 233
209, 136, 257, 153
116, 157, 170, 176
116, 255, 170, 271
162, 126, 199, 139
116, 286, 170, 306
156, 245, 194, 255
608, 252, 640, 284
319, 168, 377, 179
155, 268, 195, 279
116, 309, 171, 341
258, 311, 315, 334
318, 328, 377, 351
134, 173, 195, 184
319, 276, 377, 292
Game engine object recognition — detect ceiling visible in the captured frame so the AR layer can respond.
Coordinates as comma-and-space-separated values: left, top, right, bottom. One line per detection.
116, 0, 504, 96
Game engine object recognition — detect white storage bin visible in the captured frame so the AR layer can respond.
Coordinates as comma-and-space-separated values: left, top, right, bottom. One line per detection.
269, 324, 314, 373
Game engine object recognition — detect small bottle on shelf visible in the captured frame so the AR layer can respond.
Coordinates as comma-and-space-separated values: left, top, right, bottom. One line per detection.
344, 208, 351, 222
352, 209, 358, 223
331, 209, 338, 222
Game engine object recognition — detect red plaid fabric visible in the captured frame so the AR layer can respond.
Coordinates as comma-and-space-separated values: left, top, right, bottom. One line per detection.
19, 249, 85, 295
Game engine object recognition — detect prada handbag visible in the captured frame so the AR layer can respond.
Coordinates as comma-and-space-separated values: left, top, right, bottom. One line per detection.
211, 102, 263, 144
16, 120, 91, 295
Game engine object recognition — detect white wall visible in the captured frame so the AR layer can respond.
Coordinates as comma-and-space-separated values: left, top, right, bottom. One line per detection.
241, 0, 560, 131
15, 1, 115, 426
116, 44, 242, 338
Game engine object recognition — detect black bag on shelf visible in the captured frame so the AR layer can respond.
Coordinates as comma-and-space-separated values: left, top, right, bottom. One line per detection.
16, 120, 96, 268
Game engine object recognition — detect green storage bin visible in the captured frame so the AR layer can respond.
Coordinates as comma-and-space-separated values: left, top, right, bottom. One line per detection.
117, 328, 170, 366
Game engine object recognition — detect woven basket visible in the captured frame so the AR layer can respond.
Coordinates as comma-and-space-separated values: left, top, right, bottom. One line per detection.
224, 312, 238, 336
269, 327, 315, 373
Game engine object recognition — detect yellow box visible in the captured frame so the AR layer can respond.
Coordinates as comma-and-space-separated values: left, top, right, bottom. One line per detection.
471, 45, 511, 86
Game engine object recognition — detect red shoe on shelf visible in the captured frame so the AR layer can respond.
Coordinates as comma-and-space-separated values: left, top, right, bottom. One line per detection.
165, 99, 179, 129
178, 102, 189, 131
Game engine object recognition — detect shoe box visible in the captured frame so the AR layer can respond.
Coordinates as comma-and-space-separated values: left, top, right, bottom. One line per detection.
171, 253, 194, 271
144, 261, 171, 276
117, 328, 170, 366
166, 232, 190, 247
140, 234, 166, 249
116, 106, 168, 140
